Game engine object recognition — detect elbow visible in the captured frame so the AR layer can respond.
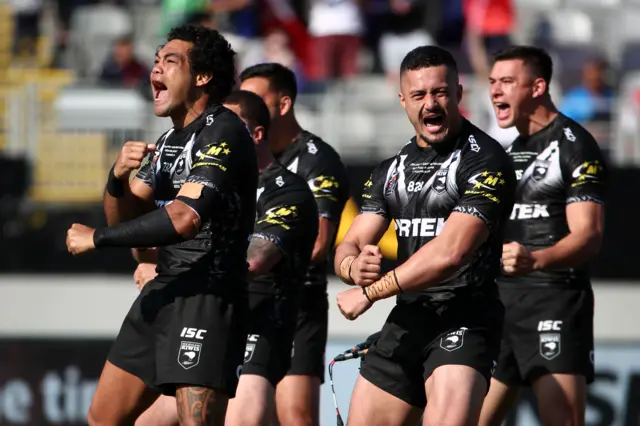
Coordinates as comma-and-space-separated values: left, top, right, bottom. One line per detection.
167, 203, 202, 239
585, 230, 604, 260
438, 248, 469, 273
248, 258, 268, 277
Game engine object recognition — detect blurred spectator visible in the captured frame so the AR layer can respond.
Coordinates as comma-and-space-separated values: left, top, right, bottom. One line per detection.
561, 59, 614, 125
99, 36, 150, 89
378, 0, 434, 85
306, 0, 365, 90
560, 58, 614, 147
464, 0, 514, 80
161, 0, 210, 33
10, 0, 43, 58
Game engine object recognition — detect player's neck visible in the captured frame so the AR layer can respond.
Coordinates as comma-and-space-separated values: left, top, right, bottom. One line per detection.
172, 97, 210, 130
517, 98, 559, 137
271, 115, 303, 154
257, 145, 274, 173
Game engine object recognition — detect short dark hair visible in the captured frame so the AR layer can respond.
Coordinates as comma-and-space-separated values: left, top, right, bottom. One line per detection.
166, 24, 236, 102
224, 90, 271, 137
493, 45, 553, 87
239, 63, 297, 103
400, 46, 459, 77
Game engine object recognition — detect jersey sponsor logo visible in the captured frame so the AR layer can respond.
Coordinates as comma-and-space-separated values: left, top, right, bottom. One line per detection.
195, 142, 231, 161
276, 176, 285, 187
258, 205, 298, 230
537, 320, 563, 331
539, 333, 561, 360
308, 175, 339, 200
307, 142, 318, 154
432, 168, 448, 193
180, 327, 207, 340
468, 171, 505, 191
571, 160, 604, 187
244, 334, 260, 363
510, 203, 549, 220
394, 217, 445, 237
440, 327, 467, 352
177, 341, 202, 370
564, 127, 576, 142
468, 135, 480, 152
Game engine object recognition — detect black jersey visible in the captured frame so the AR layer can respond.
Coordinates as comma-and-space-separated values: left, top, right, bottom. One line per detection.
498, 113, 607, 288
249, 162, 319, 295
361, 119, 516, 302
275, 130, 349, 288
135, 105, 258, 284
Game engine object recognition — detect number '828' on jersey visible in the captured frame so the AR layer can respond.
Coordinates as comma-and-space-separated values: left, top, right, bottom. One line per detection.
360, 120, 516, 302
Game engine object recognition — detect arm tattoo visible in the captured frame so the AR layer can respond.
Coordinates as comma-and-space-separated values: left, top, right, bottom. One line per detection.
176, 386, 218, 425
247, 236, 282, 267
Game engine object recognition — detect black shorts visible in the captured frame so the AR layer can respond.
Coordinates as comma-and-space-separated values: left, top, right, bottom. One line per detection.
107, 277, 248, 398
360, 293, 504, 408
240, 291, 298, 386
286, 286, 328, 383
493, 286, 595, 386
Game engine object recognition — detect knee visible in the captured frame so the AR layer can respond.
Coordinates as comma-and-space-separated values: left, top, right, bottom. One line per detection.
278, 404, 315, 426
541, 410, 584, 426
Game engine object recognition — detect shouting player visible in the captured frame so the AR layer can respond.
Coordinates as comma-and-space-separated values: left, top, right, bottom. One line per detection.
66, 25, 257, 426
479, 46, 607, 426
133, 90, 320, 426
334, 45, 516, 426
240, 63, 349, 426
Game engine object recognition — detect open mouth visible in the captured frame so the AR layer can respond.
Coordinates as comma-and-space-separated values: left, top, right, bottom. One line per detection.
494, 102, 511, 120
422, 114, 445, 133
152, 81, 169, 103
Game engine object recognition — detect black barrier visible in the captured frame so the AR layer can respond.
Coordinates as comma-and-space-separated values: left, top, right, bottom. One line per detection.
1, 165, 639, 279
0, 339, 112, 425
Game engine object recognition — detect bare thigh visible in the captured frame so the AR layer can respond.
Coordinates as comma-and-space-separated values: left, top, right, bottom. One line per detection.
275, 375, 321, 426
175, 385, 229, 426
135, 395, 178, 426
478, 378, 521, 426
226, 374, 275, 426
88, 361, 160, 426
532, 374, 587, 426
423, 365, 488, 426
345, 375, 423, 426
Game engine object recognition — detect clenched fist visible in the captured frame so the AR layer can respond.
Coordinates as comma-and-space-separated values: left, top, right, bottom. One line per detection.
351, 245, 383, 287
114, 142, 156, 179
66, 224, 96, 256
502, 241, 534, 276
337, 287, 373, 321
134, 263, 158, 292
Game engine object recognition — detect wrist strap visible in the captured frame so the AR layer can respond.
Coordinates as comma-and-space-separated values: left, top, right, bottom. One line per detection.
339, 255, 356, 285
106, 165, 125, 198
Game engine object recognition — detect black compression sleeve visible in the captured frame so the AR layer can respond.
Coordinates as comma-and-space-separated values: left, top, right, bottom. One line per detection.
106, 165, 125, 198
93, 207, 184, 248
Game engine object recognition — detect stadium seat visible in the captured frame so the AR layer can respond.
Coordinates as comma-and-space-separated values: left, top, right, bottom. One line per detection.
565, 0, 620, 6
609, 72, 640, 165
604, 9, 640, 62
547, 10, 594, 45
514, 0, 562, 7
619, 42, 640, 77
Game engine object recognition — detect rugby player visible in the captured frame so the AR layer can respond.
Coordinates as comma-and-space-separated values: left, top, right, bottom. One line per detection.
65, 25, 257, 426
334, 45, 516, 426
133, 90, 320, 426
479, 45, 607, 426
240, 63, 350, 426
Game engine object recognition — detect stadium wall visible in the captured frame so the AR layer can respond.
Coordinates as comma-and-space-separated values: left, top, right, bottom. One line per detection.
0, 275, 639, 425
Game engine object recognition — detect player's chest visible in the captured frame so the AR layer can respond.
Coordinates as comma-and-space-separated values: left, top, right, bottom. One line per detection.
152, 133, 196, 195
508, 140, 564, 192
384, 152, 461, 220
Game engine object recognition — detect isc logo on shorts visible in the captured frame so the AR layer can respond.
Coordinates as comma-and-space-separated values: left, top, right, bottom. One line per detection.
178, 341, 202, 370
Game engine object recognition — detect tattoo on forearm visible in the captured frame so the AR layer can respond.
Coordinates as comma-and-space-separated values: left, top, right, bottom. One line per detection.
176, 386, 216, 425
248, 236, 282, 266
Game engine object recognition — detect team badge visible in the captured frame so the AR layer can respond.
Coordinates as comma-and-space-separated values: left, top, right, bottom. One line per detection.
539, 333, 561, 360
178, 341, 202, 370
440, 327, 467, 352
244, 342, 256, 363
432, 168, 448, 193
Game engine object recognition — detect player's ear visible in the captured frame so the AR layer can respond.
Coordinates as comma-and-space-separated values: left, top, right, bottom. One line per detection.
531, 77, 547, 99
254, 125, 266, 144
195, 73, 213, 88
398, 91, 405, 109
279, 96, 293, 116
